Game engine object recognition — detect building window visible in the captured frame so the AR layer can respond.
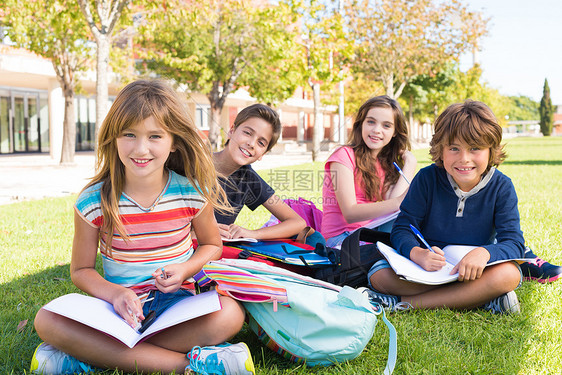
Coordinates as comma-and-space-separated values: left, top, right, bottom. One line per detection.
195, 104, 210, 130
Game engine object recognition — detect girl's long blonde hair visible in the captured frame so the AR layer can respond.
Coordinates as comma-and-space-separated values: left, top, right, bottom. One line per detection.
85, 79, 228, 252
348, 96, 410, 201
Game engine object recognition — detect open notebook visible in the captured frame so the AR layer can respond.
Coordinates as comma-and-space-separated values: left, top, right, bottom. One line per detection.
42, 290, 221, 348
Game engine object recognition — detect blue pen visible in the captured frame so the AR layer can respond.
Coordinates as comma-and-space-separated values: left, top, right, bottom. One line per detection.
393, 162, 410, 185
409, 224, 435, 253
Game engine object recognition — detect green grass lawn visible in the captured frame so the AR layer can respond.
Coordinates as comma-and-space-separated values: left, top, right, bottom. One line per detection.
1, 137, 561, 374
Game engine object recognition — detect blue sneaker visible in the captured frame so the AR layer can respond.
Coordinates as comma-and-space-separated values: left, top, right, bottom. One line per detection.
483, 291, 520, 314
521, 247, 562, 283
30, 342, 93, 374
357, 287, 412, 312
187, 342, 255, 375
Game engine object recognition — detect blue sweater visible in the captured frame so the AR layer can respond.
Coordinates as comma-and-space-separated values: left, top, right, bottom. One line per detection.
391, 164, 525, 263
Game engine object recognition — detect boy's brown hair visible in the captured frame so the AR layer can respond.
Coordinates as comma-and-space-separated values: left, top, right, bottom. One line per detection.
429, 100, 506, 170
229, 103, 282, 152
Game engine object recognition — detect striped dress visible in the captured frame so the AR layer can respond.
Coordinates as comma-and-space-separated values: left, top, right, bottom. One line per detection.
75, 170, 206, 293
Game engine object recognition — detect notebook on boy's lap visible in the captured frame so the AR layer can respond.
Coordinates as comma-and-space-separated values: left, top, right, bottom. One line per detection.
376, 242, 528, 285
42, 290, 221, 348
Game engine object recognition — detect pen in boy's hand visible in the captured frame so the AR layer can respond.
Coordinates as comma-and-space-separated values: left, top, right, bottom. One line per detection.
160, 267, 168, 280
393, 162, 411, 185
409, 224, 435, 253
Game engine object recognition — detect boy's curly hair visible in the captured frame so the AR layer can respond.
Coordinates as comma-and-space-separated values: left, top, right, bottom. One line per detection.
429, 100, 506, 170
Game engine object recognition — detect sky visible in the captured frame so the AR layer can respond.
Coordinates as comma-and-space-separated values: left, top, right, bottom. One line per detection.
460, 0, 562, 104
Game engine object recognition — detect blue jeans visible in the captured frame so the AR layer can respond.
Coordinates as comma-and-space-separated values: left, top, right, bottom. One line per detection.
326, 219, 396, 249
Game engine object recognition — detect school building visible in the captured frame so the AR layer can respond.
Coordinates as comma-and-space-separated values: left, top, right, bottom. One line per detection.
0, 43, 346, 160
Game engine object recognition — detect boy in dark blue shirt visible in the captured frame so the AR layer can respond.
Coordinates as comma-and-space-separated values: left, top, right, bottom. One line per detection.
364, 100, 539, 314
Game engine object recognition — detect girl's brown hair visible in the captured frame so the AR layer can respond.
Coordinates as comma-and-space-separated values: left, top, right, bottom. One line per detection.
348, 96, 410, 201
85, 79, 228, 254
429, 100, 506, 170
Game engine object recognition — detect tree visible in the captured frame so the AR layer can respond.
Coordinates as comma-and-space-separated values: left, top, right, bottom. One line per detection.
2, 0, 94, 164
296, 0, 352, 159
346, 0, 488, 99
137, 0, 300, 150
403, 64, 511, 130
507, 95, 539, 121
539, 79, 554, 136
77, 0, 131, 143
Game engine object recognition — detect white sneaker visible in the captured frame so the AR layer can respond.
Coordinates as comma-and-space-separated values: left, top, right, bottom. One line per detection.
187, 342, 255, 375
29, 342, 93, 374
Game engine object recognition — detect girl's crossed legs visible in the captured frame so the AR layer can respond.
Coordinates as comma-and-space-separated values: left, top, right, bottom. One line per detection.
34, 295, 245, 373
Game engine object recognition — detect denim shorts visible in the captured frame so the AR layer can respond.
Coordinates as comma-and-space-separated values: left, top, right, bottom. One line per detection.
326, 219, 395, 249
141, 289, 194, 318
368, 259, 391, 289
326, 231, 351, 248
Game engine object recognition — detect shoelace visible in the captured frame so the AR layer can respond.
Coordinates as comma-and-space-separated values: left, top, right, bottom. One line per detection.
393, 301, 414, 312
535, 257, 547, 267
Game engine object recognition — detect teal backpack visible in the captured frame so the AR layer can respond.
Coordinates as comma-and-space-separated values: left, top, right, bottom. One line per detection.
196, 259, 397, 372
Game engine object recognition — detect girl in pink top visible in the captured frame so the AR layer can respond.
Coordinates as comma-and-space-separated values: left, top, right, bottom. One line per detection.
321, 96, 416, 247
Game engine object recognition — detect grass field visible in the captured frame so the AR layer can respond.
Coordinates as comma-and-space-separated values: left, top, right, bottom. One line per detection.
1, 137, 561, 374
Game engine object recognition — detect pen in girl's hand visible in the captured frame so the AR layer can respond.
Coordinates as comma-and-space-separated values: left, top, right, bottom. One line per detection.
409, 224, 435, 253
393, 162, 411, 185
160, 267, 168, 280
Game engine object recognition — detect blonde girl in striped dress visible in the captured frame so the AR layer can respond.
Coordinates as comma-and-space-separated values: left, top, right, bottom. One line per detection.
30, 80, 255, 375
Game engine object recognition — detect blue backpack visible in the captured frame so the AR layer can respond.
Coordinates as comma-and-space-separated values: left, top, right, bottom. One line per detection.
197, 259, 397, 372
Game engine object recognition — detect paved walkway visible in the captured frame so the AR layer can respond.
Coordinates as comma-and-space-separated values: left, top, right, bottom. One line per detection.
0, 151, 326, 206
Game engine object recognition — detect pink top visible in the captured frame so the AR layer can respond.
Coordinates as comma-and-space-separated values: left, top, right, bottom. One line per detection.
321, 146, 386, 239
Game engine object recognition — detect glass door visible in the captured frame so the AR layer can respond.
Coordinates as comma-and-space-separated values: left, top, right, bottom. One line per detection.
27, 94, 40, 152
0, 96, 10, 153
12, 94, 26, 152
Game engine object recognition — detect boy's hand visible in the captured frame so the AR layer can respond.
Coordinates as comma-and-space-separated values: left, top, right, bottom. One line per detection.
226, 224, 254, 239
411, 246, 447, 271
218, 223, 233, 239
152, 264, 186, 293
112, 287, 144, 329
452, 247, 490, 281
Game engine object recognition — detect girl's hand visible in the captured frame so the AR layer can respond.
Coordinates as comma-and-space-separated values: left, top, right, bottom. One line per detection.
401, 150, 416, 164
411, 246, 447, 271
227, 224, 255, 239
112, 287, 144, 329
152, 263, 186, 293
452, 247, 490, 281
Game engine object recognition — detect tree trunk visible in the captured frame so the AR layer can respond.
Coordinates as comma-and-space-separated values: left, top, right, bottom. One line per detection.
312, 82, 322, 161
95, 35, 110, 151
408, 94, 414, 142
384, 72, 394, 99
208, 104, 223, 151
60, 88, 76, 165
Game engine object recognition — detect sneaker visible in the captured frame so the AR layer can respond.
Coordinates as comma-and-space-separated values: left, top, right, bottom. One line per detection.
521, 248, 562, 283
483, 291, 520, 314
187, 342, 255, 375
30, 342, 93, 374
357, 287, 412, 312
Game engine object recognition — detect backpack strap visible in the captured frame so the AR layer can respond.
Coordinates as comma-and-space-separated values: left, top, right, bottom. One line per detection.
339, 228, 390, 271
380, 307, 397, 375
295, 226, 315, 244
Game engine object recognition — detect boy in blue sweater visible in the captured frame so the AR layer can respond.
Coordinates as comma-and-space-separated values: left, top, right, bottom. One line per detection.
365, 100, 527, 314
